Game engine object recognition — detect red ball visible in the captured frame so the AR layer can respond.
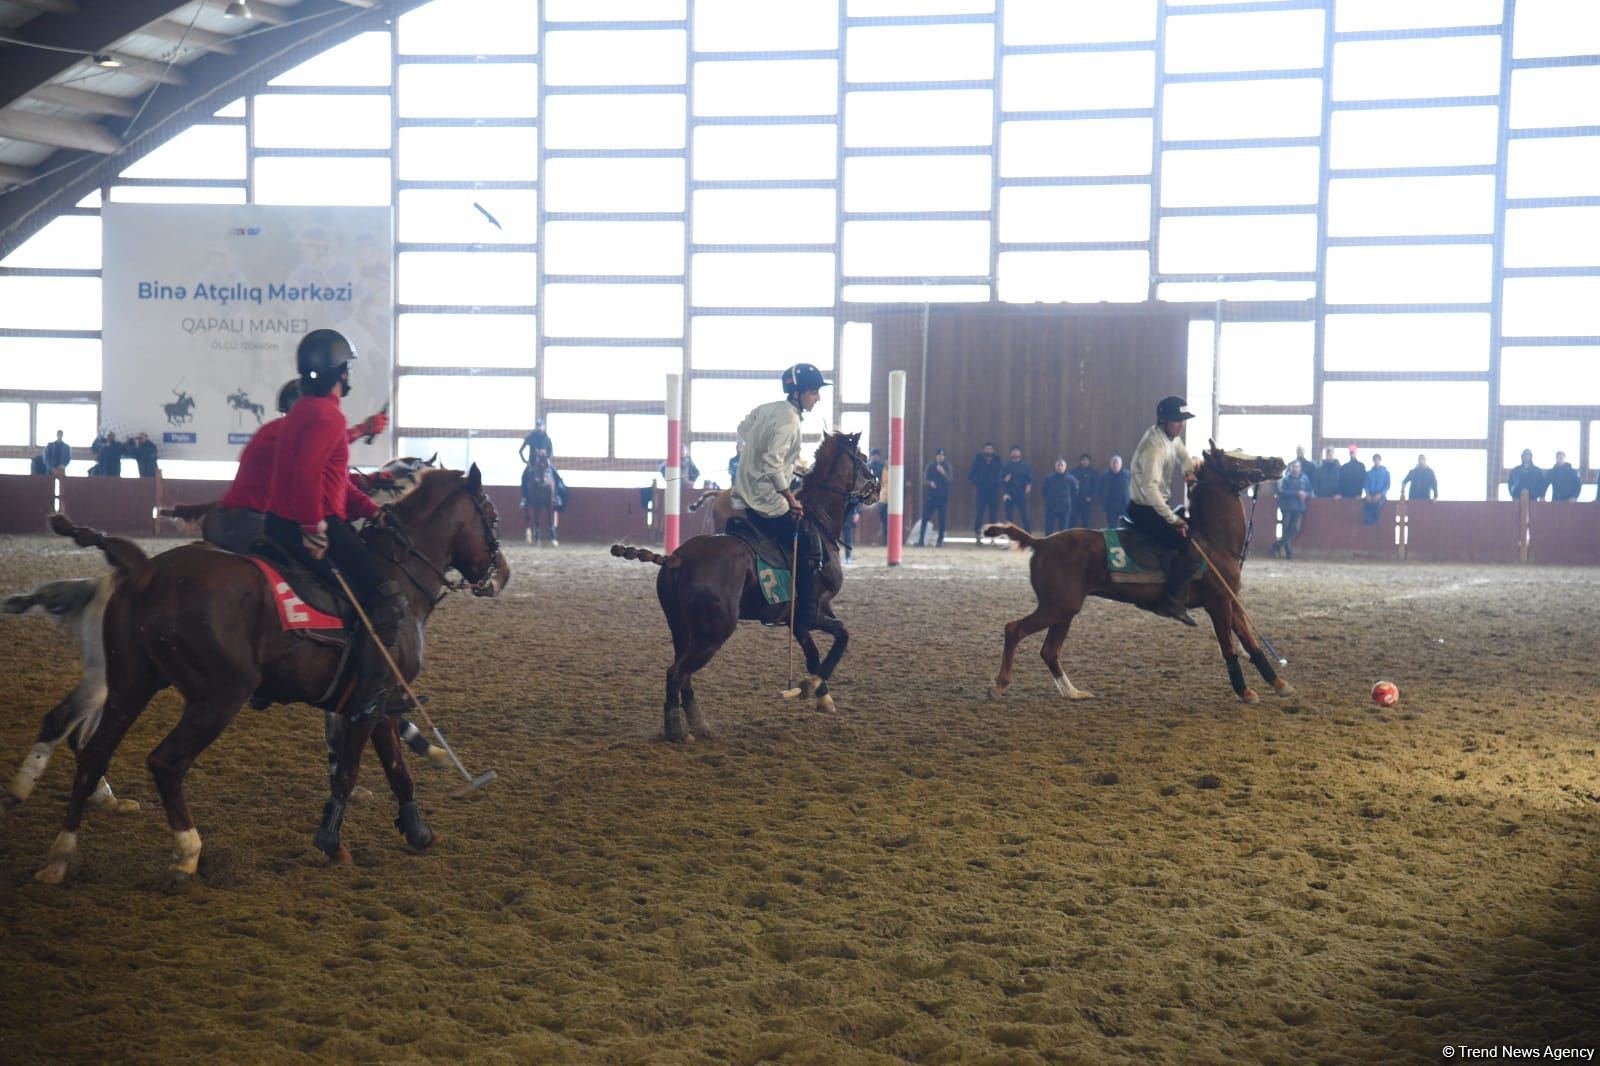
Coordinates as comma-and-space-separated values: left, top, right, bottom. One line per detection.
1371, 681, 1399, 708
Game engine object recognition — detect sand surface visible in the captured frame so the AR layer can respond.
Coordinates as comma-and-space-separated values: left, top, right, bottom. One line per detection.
1, 535, 1597, 1064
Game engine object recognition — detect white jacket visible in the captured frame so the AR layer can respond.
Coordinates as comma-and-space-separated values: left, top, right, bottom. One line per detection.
1129, 424, 1199, 525
732, 398, 803, 517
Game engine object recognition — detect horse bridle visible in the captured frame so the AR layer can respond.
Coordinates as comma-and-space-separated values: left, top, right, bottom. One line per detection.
374, 483, 502, 604
804, 438, 881, 507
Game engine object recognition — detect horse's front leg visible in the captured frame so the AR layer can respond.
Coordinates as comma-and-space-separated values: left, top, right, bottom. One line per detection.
370, 719, 433, 851
316, 713, 379, 864
1231, 614, 1293, 698
1207, 600, 1255, 703
798, 615, 847, 713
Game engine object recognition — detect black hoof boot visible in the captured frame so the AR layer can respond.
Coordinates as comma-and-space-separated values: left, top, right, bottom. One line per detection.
394, 800, 434, 850
314, 795, 348, 858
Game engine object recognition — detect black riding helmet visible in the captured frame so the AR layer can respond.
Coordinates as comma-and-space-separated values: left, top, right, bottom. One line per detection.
276, 378, 302, 415
1156, 395, 1194, 424
781, 362, 830, 395
297, 328, 357, 396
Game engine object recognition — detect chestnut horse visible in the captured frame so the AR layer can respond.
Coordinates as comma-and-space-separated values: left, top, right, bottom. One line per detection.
612, 431, 879, 743
985, 446, 1292, 704
31, 465, 508, 884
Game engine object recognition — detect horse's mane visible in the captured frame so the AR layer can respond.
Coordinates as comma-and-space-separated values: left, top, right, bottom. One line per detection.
391, 467, 463, 524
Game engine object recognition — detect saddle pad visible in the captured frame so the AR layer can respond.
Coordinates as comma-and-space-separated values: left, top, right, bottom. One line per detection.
1103, 529, 1208, 586
756, 559, 793, 606
243, 556, 346, 630
723, 516, 794, 572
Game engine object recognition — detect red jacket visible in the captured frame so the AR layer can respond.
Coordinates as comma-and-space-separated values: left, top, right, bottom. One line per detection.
266, 392, 378, 528
223, 412, 378, 521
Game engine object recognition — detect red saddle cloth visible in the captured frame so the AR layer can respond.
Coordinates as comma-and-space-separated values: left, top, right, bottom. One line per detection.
243, 556, 345, 631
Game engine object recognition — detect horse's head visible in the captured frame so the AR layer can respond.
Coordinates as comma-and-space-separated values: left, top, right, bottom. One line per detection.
1200, 442, 1286, 493
806, 431, 880, 507
392, 464, 509, 598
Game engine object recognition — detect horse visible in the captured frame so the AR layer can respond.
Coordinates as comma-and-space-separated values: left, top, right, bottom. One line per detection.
611, 431, 879, 743
521, 452, 557, 546
227, 389, 264, 425
29, 465, 508, 885
984, 445, 1293, 704
17, 455, 446, 817
163, 391, 195, 426
686, 487, 734, 533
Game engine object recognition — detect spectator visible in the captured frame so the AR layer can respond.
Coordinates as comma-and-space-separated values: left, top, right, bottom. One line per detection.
43, 430, 71, 477
727, 442, 741, 483
519, 418, 553, 464
658, 446, 699, 486
1362, 453, 1390, 526
1338, 444, 1366, 500
90, 429, 123, 477
1507, 449, 1546, 502
1069, 453, 1098, 529
1312, 445, 1342, 499
1000, 444, 1034, 533
1270, 460, 1310, 558
130, 432, 159, 478
1100, 453, 1131, 528
1548, 450, 1581, 502
1042, 458, 1076, 536
1400, 454, 1437, 501
1293, 445, 1308, 469
968, 441, 1003, 542
867, 448, 888, 544
919, 448, 950, 546
843, 497, 859, 563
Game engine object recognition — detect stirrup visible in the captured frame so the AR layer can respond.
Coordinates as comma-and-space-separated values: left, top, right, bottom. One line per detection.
1158, 599, 1198, 627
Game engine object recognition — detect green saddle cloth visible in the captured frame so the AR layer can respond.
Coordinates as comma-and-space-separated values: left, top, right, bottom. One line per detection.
756, 559, 792, 605
1103, 529, 1208, 584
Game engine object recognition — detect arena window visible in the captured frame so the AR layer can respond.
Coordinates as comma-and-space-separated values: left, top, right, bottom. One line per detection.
397, 65, 538, 119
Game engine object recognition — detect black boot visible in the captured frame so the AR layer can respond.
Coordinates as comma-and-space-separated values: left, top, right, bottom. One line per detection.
354, 581, 408, 718
1157, 557, 1197, 627
793, 567, 820, 630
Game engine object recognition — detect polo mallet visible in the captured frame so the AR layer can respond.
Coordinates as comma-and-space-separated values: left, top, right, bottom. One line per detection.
1189, 538, 1288, 667
329, 567, 497, 798
781, 522, 804, 699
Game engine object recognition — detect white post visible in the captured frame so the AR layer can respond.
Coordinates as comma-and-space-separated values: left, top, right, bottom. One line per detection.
665, 373, 682, 553
888, 369, 906, 566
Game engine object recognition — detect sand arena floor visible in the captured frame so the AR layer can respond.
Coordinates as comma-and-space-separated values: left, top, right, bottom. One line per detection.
0, 534, 1597, 1064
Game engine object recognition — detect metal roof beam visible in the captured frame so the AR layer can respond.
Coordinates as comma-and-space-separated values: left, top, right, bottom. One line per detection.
27, 84, 138, 117
139, 21, 238, 56
0, 163, 34, 188
0, 0, 187, 109
0, 109, 121, 153
91, 53, 189, 86
11, 0, 80, 14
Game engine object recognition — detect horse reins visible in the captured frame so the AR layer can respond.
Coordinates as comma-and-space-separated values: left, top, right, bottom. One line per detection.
372, 484, 502, 604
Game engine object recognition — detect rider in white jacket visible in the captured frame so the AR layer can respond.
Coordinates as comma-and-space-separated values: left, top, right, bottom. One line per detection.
1126, 396, 1204, 626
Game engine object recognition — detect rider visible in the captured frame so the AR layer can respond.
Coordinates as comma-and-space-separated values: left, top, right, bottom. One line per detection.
265, 329, 406, 717
731, 363, 828, 628
1127, 395, 1203, 627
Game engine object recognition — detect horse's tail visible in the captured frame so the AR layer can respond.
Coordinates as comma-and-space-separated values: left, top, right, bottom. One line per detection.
2, 576, 102, 620
983, 523, 1040, 551
50, 514, 155, 594
610, 544, 681, 568
158, 501, 214, 521
686, 490, 718, 513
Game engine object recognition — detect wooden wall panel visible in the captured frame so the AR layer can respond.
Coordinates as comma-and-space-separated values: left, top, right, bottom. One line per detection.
865, 306, 1190, 537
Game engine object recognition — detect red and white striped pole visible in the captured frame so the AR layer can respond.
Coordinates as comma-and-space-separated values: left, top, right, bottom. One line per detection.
665, 372, 682, 553
888, 369, 906, 566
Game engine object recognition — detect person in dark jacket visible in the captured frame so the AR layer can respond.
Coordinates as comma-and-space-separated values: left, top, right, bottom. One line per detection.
1270, 460, 1311, 558
919, 448, 950, 546
89, 430, 122, 477
1000, 445, 1034, 533
130, 432, 159, 478
43, 430, 71, 476
1337, 444, 1366, 500
1548, 451, 1581, 502
1507, 449, 1546, 502
969, 442, 1003, 541
519, 418, 552, 465
1099, 453, 1131, 527
1068, 453, 1098, 529
658, 446, 699, 486
1312, 446, 1342, 498
1042, 458, 1076, 536
1362, 453, 1391, 525
1400, 454, 1437, 501
867, 448, 888, 543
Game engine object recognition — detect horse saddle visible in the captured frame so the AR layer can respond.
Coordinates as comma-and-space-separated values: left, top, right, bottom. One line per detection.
722, 517, 794, 606
1103, 527, 1208, 586
240, 547, 354, 635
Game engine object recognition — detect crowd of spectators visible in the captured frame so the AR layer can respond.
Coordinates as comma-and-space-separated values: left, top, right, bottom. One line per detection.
30, 427, 159, 478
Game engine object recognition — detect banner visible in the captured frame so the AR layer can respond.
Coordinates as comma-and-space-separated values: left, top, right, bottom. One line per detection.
102, 204, 393, 464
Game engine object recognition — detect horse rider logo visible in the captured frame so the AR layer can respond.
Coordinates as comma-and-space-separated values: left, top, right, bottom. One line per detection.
162, 386, 196, 426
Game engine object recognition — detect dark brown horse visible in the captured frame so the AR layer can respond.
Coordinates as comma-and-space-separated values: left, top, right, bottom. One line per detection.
521, 452, 557, 546
612, 431, 879, 743
985, 445, 1292, 704
32, 466, 508, 884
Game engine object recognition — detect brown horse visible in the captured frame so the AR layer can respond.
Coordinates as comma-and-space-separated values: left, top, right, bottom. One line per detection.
686, 487, 734, 533
32, 465, 508, 884
521, 452, 557, 546
612, 431, 879, 743
985, 445, 1292, 704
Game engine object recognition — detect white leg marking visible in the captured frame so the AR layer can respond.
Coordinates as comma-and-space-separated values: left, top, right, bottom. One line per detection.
1052, 673, 1094, 701
89, 777, 139, 813
35, 830, 78, 884
9, 742, 55, 803
171, 828, 202, 876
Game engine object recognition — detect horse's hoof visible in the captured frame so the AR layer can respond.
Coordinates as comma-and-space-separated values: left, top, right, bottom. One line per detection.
92, 796, 140, 814
815, 694, 835, 714
34, 861, 67, 884
1240, 689, 1260, 704
1273, 679, 1296, 697
395, 802, 435, 851
988, 683, 1007, 700
1068, 688, 1095, 701
331, 846, 353, 866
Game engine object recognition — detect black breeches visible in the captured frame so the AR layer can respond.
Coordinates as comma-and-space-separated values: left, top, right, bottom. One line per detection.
265, 515, 385, 601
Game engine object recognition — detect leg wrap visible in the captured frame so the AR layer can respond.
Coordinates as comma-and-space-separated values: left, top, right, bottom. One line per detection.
399, 719, 432, 757
314, 795, 348, 857
394, 800, 433, 850
1247, 649, 1278, 684
1224, 654, 1247, 696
